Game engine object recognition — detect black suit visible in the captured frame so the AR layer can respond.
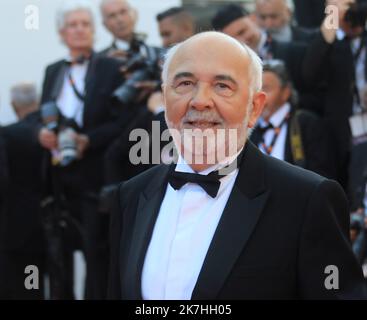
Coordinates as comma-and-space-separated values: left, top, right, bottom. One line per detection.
0, 112, 45, 299
291, 25, 319, 43
41, 54, 125, 191
302, 32, 356, 188
40, 54, 125, 299
108, 142, 366, 299
251, 108, 333, 178
269, 40, 309, 93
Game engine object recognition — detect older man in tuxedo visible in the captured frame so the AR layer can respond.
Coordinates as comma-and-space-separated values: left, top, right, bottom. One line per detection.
108, 32, 366, 299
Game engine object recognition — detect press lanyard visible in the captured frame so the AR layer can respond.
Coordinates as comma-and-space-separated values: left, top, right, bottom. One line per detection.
260, 113, 291, 155
67, 69, 85, 102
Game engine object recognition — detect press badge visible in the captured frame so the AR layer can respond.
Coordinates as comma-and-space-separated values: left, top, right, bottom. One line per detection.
350, 112, 367, 145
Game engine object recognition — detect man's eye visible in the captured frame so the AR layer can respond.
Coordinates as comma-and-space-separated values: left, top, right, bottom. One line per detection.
217, 83, 230, 89
173, 80, 194, 94
215, 83, 234, 96
179, 81, 193, 86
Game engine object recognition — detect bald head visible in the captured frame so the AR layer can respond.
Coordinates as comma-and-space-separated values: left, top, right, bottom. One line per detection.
100, 0, 137, 41
255, 0, 292, 32
162, 32, 263, 94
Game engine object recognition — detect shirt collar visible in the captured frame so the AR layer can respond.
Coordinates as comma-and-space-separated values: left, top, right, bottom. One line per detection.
114, 39, 130, 51
258, 102, 291, 128
175, 146, 244, 175
336, 29, 346, 41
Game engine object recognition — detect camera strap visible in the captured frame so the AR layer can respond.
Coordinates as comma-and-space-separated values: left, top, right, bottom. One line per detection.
260, 112, 291, 155
67, 70, 86, 102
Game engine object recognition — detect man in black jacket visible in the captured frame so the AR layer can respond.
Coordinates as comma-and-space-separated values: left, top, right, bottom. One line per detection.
108, 32, 366, 300
0, 83, 44, 299
38, 2, 125, 299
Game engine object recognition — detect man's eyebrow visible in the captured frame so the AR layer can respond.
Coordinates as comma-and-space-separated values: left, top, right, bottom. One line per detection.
172, 72, 194, 82
214, 75, 238, 86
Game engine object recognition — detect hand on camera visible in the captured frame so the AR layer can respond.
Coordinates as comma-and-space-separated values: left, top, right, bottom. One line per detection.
38, 128, 58, 150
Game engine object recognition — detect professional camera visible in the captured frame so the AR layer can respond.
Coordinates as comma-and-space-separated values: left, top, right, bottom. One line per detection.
112, 49, 163, 106
41, 101, 79, 167
344, 1, 367, 28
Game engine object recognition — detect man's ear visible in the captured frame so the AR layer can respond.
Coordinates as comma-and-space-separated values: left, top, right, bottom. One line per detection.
248, 13, 258, 23
59, 29, 66, 45
161, 83, 167, 104
281, 85, 292, 104
248, 91, 266, 128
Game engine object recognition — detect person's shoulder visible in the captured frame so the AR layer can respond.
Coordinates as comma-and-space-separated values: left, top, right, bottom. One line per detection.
45, 59, 65, 71
264, 152, 327, 188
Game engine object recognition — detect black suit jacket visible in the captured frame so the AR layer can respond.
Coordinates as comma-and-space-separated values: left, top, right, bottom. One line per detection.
251, 109, 333, 178
291, 25, 319, 43
40, 54, 125, 191
270, 40, 308, 92
108, 141, 366, 299
0, 112, 45, 252
302, 32, 357, 187
0, 129, 8, 212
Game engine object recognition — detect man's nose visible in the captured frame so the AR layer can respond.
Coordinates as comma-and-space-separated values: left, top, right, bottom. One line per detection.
189, 84, 214, 111
264, 17, 274, 30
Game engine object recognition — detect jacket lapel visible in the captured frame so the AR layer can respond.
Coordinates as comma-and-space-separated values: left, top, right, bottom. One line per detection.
50, 62, 68, 101
192, 142, 270, 299
122, 164, 171, 299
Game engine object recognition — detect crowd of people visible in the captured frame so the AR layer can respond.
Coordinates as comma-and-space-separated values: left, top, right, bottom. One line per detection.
0, 0, 366, 299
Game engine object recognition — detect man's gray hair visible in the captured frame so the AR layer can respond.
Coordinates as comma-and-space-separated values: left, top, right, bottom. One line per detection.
11, 83, 38, 108
256, 0, 295, 12
100, 0, 132, 12
56, 0, 95, 31
161, 33, 263, 96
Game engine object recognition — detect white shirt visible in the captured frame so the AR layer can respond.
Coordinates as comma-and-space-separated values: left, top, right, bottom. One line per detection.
258, 102, 291, 161
141, 149, 242, 300
114, 39, 130, 51
56, 59, 88, 127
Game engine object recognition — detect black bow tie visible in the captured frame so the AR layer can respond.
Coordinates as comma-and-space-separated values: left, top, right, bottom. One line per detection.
168, 149, 245, 198
168, 170, 223, 198
65, 55, 90, 66
258, 123, 274, 134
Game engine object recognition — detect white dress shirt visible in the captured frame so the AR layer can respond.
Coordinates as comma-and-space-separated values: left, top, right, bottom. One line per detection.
56, 59, 88, 127
258, 102, 291, 161
141, 149, 242, 300
114, 39, 130, 51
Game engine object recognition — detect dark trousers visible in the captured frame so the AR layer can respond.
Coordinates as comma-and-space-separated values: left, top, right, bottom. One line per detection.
46, 165, 109, 300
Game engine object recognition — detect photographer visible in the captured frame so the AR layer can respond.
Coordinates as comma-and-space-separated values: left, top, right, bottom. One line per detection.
98, 0, 164, 184
38, 1, 125, 300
